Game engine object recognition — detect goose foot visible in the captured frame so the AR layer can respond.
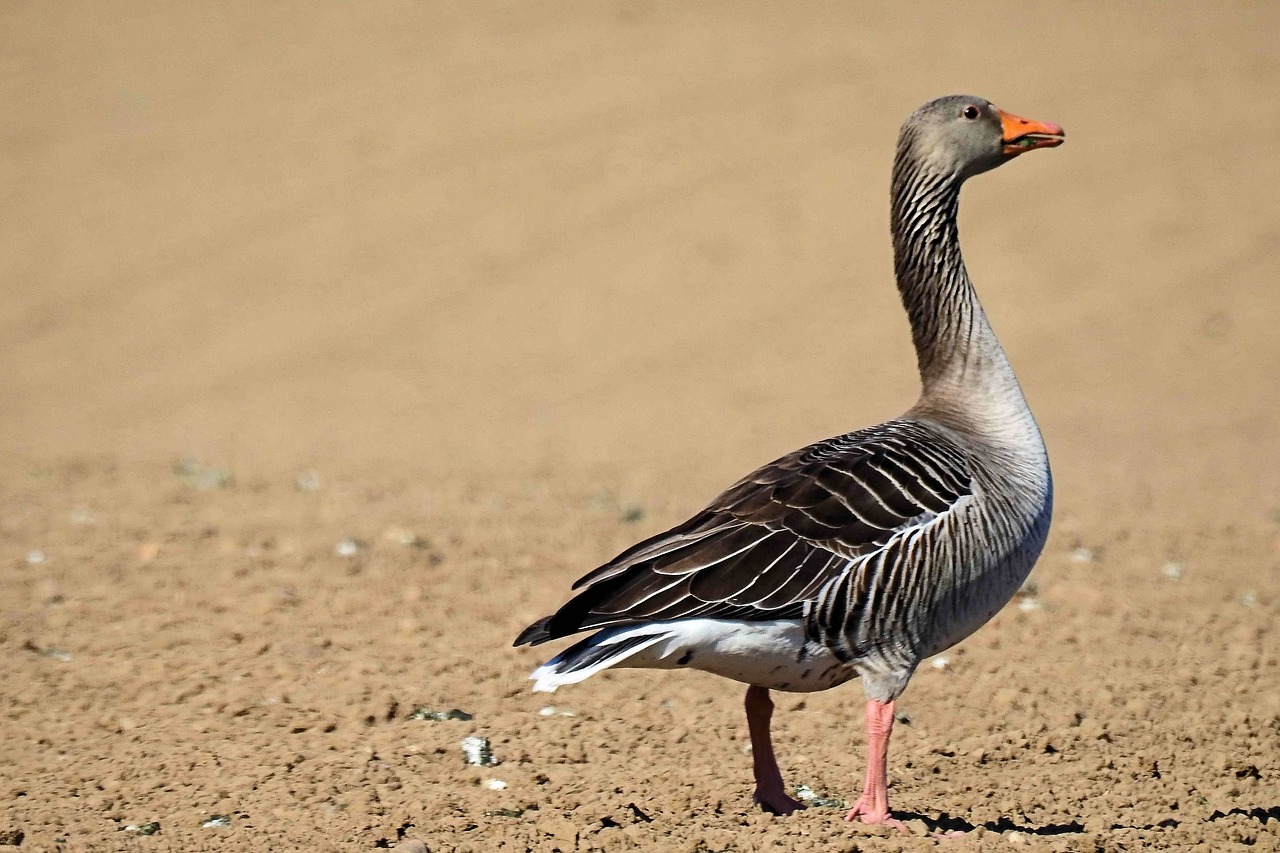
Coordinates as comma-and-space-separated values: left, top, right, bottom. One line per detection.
844, 796, 906, 829
753, 788, 807, 816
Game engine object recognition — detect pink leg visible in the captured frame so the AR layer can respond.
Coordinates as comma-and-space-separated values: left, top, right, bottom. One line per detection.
845, 698, 906, 828
744, 686, 805, 815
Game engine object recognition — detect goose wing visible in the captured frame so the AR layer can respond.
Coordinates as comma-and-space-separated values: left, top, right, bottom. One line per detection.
514, 419, 972, 646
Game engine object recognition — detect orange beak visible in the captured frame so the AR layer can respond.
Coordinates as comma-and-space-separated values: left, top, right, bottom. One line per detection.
999, 108, 1065, 156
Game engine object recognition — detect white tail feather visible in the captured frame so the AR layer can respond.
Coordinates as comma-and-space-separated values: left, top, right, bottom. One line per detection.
529, 625, 673, 692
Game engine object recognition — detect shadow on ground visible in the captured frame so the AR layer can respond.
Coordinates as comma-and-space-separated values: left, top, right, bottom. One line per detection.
906, 804, 1280, 836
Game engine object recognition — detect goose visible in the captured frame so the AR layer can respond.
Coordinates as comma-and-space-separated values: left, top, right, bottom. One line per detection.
514, 95, 1063, 827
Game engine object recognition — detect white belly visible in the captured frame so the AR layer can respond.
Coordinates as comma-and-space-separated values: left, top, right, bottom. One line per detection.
617, 618, 857, 693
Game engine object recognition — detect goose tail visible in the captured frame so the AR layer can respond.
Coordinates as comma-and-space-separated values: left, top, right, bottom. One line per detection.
529, 624, 670, 692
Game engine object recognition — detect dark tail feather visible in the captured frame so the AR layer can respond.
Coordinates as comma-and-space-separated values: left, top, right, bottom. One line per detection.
528, 625, 669, 692
549, 631, 658, 676
513, 616, 554, 647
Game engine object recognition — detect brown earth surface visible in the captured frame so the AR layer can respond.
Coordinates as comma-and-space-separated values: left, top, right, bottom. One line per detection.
3, 2, 1279, 852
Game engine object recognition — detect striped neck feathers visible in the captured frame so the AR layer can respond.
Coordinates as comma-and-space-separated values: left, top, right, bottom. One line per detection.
890, 147, 1023, 413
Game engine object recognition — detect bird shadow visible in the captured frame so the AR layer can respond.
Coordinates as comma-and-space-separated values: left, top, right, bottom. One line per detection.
1205, 805, 1280, 826
898, 804, 1280, 836
898, 812, 1084, 836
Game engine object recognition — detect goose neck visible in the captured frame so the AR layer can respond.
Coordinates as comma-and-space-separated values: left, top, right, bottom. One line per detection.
890, 161, 1013, 406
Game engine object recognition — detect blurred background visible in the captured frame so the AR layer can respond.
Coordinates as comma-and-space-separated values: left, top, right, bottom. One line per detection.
4, 2, 1278, 522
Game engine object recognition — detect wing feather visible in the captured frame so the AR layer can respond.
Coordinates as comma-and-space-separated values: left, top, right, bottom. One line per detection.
514, 418, 974, 647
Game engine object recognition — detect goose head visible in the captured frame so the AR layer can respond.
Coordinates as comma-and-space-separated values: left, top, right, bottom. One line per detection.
899, 95, 1064, 181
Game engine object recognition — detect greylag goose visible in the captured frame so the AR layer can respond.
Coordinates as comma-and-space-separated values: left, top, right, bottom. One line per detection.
514, 95, 1063, 826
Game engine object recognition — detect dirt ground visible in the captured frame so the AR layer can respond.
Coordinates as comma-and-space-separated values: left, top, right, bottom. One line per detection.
3, 2, 1279, 851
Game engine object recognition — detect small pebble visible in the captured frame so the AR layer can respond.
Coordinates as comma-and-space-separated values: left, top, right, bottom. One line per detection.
295, 470, 322, 492
931, 656, 950, 670
201, 815, 231, 829
1018, 597, 1042, 613
334, 538, 362, 558
1241, 590, 1258, 608
793, 784, 845, 808
1068, 547, 1093, 563
539, 706, 557, 717
484, 779, 507, 790
461, 735, 499, 766
25, 550, 46, 565
122, 822, 161, 835
1161, 562, 1183, 580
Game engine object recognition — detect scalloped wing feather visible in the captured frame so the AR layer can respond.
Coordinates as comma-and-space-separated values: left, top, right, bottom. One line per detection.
514, 419, 973, 647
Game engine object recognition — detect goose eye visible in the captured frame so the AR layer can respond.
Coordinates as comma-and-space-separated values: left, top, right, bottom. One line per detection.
962, 105, 980, 120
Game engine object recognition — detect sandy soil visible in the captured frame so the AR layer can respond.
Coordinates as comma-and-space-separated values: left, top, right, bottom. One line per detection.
3, 2, 1279, 851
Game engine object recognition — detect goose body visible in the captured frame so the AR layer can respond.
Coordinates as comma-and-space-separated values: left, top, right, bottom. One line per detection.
515, 95, 1064, 826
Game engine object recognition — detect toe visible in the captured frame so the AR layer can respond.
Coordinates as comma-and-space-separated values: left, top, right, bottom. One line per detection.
755, 791, 807, 816
844, 803, 905, 829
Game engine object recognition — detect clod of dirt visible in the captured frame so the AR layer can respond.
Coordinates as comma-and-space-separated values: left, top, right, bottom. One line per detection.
22, 640, 72, 662
535, 814, 578, 845
903, 818, 930, 836
173, 456, 232, 490
484, 808, 525, 818
396, 841, 430, 853
409, 707, 473, 722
